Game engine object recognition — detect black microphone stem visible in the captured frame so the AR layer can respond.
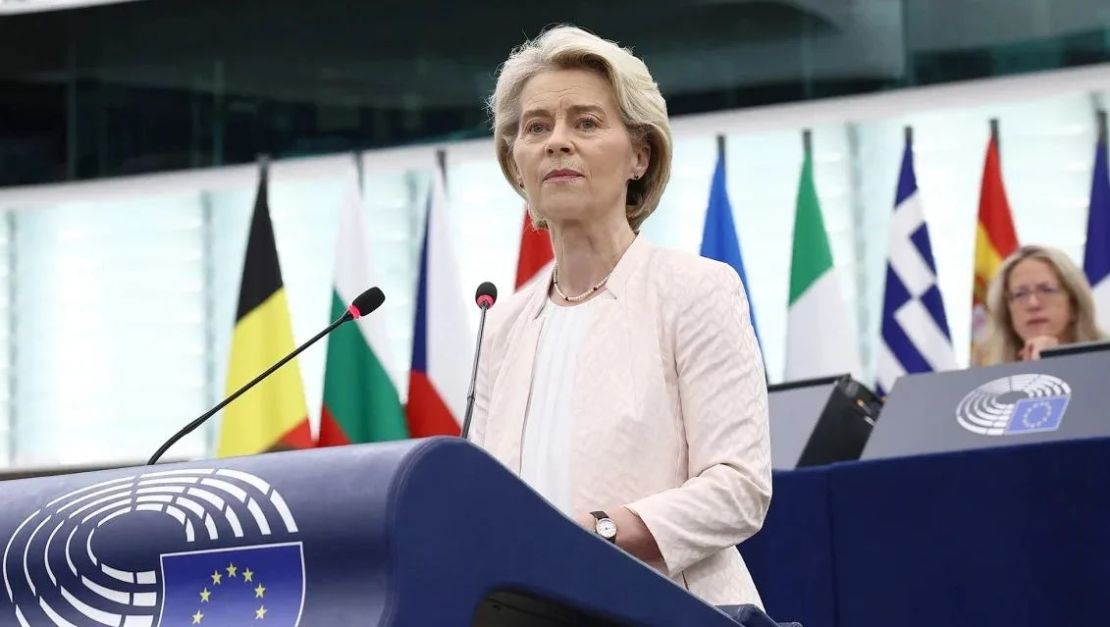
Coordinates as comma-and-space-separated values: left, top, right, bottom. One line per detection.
460, 304, 490, 440
147, 311, 353, 465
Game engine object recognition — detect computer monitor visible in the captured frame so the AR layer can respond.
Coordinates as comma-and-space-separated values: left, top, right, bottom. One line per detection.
768, 374, 882, 469
1040, 339, 1110, 359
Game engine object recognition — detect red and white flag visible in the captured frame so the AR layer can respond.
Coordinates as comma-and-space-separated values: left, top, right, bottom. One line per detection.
514, 209, 554, 291
406, 168, 469, 437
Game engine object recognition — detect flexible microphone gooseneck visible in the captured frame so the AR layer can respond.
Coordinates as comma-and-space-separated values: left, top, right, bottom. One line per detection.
147, 287, 387, 465
461, 281, 498, 440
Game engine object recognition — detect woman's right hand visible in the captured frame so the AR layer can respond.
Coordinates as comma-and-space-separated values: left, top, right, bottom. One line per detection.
1019, 335, 1060, 361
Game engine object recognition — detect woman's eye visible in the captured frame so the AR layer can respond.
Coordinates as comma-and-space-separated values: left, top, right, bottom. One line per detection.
580, 118, 597, 129
526, 122, 547, 134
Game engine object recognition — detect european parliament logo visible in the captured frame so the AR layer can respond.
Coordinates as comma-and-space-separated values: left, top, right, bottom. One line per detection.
955, 374, 1071, 436
2, 467, 304, 626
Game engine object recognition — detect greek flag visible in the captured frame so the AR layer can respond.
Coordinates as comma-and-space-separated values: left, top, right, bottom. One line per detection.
876, 136, 956, 396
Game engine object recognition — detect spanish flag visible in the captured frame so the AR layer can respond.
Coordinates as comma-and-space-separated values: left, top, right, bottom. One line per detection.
972, 121, 1019, 344
217, 163, 313, 457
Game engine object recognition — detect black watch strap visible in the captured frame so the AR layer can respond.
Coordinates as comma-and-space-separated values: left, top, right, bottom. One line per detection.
590, 510, 617, 543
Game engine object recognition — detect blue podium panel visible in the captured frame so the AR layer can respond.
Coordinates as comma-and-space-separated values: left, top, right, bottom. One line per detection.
829, 437, 1110, 627
739, 468, 836, 627
0, 438, 747, 626
864, 350, 1110, 460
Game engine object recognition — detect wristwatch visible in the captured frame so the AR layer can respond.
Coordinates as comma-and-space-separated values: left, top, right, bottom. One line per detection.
590, 511, 618, 543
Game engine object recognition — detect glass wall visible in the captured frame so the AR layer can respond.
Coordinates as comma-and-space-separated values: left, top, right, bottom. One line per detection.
2, 0, 1110, 186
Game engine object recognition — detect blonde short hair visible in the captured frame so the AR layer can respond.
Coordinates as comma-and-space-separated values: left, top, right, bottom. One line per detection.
488, 25, 672, 232
977, 244, 1107, 366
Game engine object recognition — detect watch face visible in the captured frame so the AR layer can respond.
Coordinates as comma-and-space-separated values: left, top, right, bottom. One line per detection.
596, 518, 617, 539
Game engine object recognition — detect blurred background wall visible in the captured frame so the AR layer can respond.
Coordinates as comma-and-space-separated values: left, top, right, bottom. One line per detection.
1, 0, 1109, 468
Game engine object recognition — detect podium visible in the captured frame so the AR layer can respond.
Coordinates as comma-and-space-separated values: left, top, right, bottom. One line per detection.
863, 348, 1110, 460
0, 438, 764, 626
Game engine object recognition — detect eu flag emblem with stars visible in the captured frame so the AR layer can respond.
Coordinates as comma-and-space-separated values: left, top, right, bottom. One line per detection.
159, 542, 304, 626
1005, 396, 1069, 434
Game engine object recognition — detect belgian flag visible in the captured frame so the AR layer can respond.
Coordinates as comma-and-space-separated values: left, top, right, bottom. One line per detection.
216, 163, 313, 457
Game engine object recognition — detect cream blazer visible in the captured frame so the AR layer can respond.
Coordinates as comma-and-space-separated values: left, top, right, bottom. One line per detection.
470, 236, 772, 606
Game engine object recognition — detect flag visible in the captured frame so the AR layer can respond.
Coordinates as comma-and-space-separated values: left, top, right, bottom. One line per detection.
217, 164, 313, 457
699, 148, 762, 349
972, 126, 1019, 345
876, 133, 956, 396
406, 166, 469, 437
514, 209, 554, 290
317, 185, 407, 446
785, 136, 862, 381
1084, 126, 1110, 333
159, 544, 304, 626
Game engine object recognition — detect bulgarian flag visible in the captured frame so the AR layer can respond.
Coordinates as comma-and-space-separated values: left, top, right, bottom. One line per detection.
317, 185, 407, 446
217, 163, 313, 457
784, 132, 862, 382
514, 208, 553, 290
971, 121, 1019, 345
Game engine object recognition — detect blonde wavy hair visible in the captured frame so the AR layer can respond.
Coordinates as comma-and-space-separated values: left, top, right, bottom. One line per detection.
487, 25, 673, 232
977, 244, 1106, 366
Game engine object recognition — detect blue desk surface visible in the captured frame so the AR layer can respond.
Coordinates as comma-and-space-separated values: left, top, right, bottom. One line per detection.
740, 436, 1110, 627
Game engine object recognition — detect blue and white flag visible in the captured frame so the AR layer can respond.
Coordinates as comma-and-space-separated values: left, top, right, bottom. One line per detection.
159, 543, 304, 626
876, 137, 956, 396
1084, 132, 1110, 333
700, 150, 763, 351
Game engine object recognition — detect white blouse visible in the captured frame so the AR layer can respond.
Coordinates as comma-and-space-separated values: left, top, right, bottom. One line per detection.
518, 297, 596, 515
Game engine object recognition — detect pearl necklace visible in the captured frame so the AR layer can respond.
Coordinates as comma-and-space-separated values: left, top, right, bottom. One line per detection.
553, 265, 612, 302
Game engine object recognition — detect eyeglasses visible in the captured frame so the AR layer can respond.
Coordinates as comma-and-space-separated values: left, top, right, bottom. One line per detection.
1007, 283, 1063, 304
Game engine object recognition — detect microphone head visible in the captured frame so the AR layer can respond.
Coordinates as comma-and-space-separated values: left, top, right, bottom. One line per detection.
475, 281, 498, 309
348, 287, 386, 319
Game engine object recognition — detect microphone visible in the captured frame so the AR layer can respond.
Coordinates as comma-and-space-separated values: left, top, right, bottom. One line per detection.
147, 286, 387, 465
461, 281, 497, 440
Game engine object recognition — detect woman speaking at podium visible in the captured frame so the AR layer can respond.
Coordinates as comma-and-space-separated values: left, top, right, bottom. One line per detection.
469, 25, 772, 606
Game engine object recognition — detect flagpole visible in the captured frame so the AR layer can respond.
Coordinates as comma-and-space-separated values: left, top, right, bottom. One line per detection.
435, 148, 447, 188
989, 118, 1000, 151
802, 129, 812, 155
1098, 110, 1107, 143
904, 125, 913, 149
353, 151, 365, 194
716, 134, 726, 168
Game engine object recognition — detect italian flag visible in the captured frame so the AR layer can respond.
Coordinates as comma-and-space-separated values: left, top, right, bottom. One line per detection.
785, 137, 862, 382
317, 186, 407, 445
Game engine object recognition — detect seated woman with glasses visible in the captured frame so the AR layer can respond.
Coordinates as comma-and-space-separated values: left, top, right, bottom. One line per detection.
975, 244, 1107, 366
